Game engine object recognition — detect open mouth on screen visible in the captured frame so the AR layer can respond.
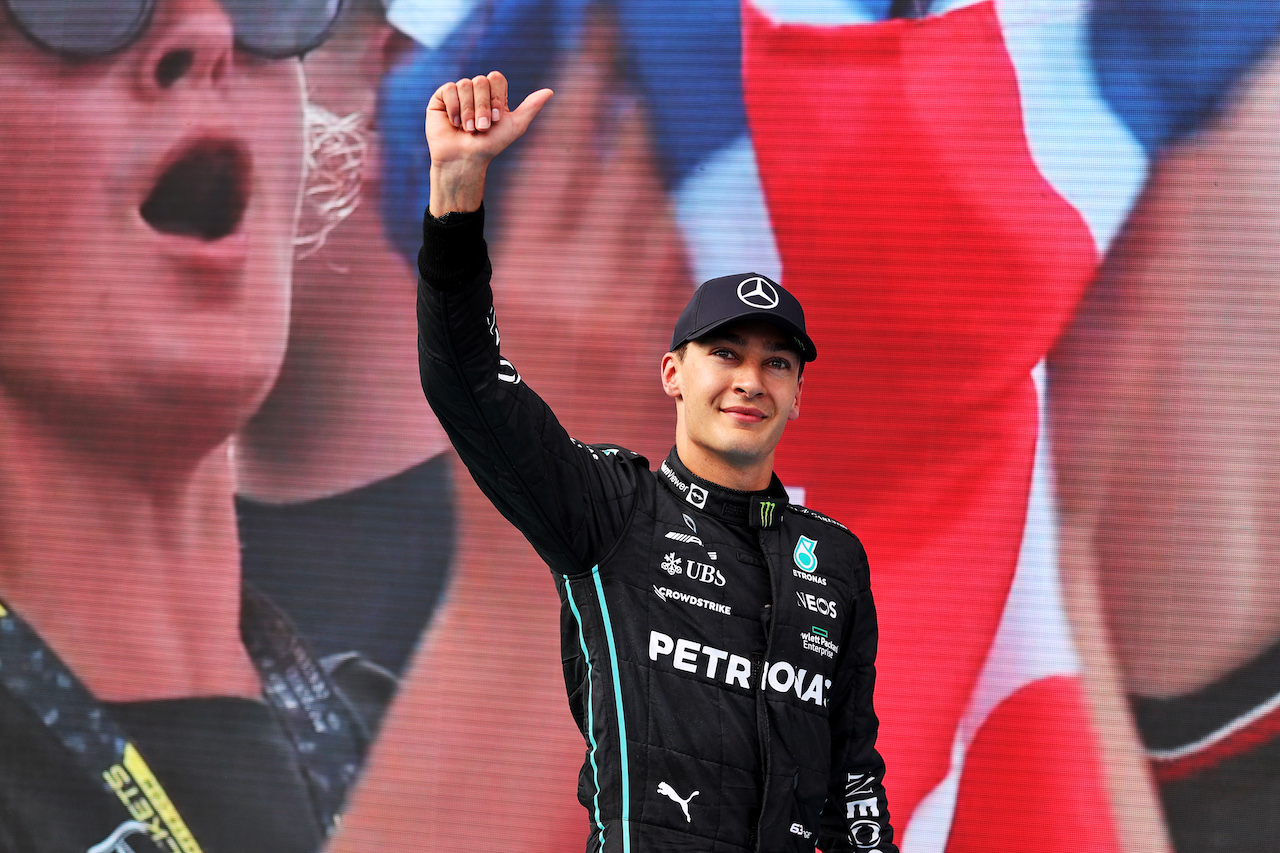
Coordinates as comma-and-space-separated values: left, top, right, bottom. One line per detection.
141, 139, 252, 242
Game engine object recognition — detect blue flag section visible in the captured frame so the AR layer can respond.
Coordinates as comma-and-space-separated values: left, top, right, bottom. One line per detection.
1090, 0, 1280, 151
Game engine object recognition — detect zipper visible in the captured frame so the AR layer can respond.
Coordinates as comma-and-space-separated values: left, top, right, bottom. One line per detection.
753, 528, 781, 852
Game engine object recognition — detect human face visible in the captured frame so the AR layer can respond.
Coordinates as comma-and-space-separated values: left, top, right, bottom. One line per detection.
662, 319, 803, 487
0, 0, 305, 454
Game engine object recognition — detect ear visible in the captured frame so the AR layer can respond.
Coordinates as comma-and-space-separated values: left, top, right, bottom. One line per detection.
661, 352, 683, 401
787, 373, 803, 421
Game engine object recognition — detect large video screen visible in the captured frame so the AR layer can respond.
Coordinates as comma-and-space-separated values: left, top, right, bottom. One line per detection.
2, 1, 1275, 851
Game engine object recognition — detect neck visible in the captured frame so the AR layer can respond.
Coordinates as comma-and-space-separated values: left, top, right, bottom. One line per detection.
0, 398, 259, 702
237, 200, 450, 501
674, 434, 776, 492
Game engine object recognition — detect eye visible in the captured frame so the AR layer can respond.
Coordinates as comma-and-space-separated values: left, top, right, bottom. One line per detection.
767, 357, 793, 371
710, 347, 738, 360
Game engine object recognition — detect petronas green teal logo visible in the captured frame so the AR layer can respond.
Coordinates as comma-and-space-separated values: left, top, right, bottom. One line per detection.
793, 536, 818, 572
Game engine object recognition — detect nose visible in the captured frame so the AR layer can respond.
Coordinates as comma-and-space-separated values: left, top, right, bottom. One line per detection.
733, 363, 765, 398
137, 0, 235, 95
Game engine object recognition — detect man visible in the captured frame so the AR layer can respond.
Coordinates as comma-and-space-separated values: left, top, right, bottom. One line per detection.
416, 72, 897, 852
0, 3, 375, 850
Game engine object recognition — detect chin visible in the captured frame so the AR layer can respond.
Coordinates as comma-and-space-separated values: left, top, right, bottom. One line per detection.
713, 440, 770, 469
110, 364, 276, 451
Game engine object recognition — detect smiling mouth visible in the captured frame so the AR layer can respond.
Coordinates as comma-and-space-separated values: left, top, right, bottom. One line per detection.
141, 140, 251, 241
722, 407, 767, 421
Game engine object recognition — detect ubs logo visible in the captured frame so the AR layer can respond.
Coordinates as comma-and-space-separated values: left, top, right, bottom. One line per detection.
659, 553, 725, 586
685, 559, 725, 586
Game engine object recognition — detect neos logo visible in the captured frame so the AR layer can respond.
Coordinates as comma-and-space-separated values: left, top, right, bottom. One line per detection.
737, 276, 780, 309
796, 591, 838, 619
845, 774, 883, 849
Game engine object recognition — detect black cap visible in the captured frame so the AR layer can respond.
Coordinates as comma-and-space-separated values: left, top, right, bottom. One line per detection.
670, 273, 817, 362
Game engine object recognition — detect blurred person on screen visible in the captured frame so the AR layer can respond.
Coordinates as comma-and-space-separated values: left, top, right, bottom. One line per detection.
235, 0, 457, 679
1053, 34, 1280, 853
0, 1, 387, 849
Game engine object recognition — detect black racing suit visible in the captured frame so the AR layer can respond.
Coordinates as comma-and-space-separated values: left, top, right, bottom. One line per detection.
417, 206, 896, 853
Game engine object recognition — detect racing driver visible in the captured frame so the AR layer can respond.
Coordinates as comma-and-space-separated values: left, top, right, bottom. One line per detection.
416, 71, 898, 852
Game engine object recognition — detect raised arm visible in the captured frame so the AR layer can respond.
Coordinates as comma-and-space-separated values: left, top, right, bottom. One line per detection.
418, 73, 642, 575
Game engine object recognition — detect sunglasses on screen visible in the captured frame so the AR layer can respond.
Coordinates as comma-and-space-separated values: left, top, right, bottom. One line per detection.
4, 0, 345, 60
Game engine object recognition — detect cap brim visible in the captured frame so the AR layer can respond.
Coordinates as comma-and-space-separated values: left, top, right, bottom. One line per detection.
682, 311, 817, 362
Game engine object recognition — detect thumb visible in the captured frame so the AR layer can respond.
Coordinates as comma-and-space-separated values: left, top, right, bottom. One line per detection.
507, 88, 555, 135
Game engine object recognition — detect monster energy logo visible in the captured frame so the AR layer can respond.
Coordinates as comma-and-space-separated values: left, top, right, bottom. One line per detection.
759, 500, 776, 528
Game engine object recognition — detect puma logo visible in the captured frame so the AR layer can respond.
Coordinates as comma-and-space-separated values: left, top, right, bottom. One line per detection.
656, 781, 699, 823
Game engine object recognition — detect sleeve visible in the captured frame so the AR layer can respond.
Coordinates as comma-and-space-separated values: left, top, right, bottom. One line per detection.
819, 541, 898, 853
416, 205, 641, 575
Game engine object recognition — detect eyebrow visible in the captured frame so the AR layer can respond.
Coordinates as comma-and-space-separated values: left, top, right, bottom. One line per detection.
705, 332, 797, 355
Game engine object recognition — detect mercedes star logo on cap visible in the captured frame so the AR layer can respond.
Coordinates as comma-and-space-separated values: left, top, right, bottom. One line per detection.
737, 276, 780, 309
